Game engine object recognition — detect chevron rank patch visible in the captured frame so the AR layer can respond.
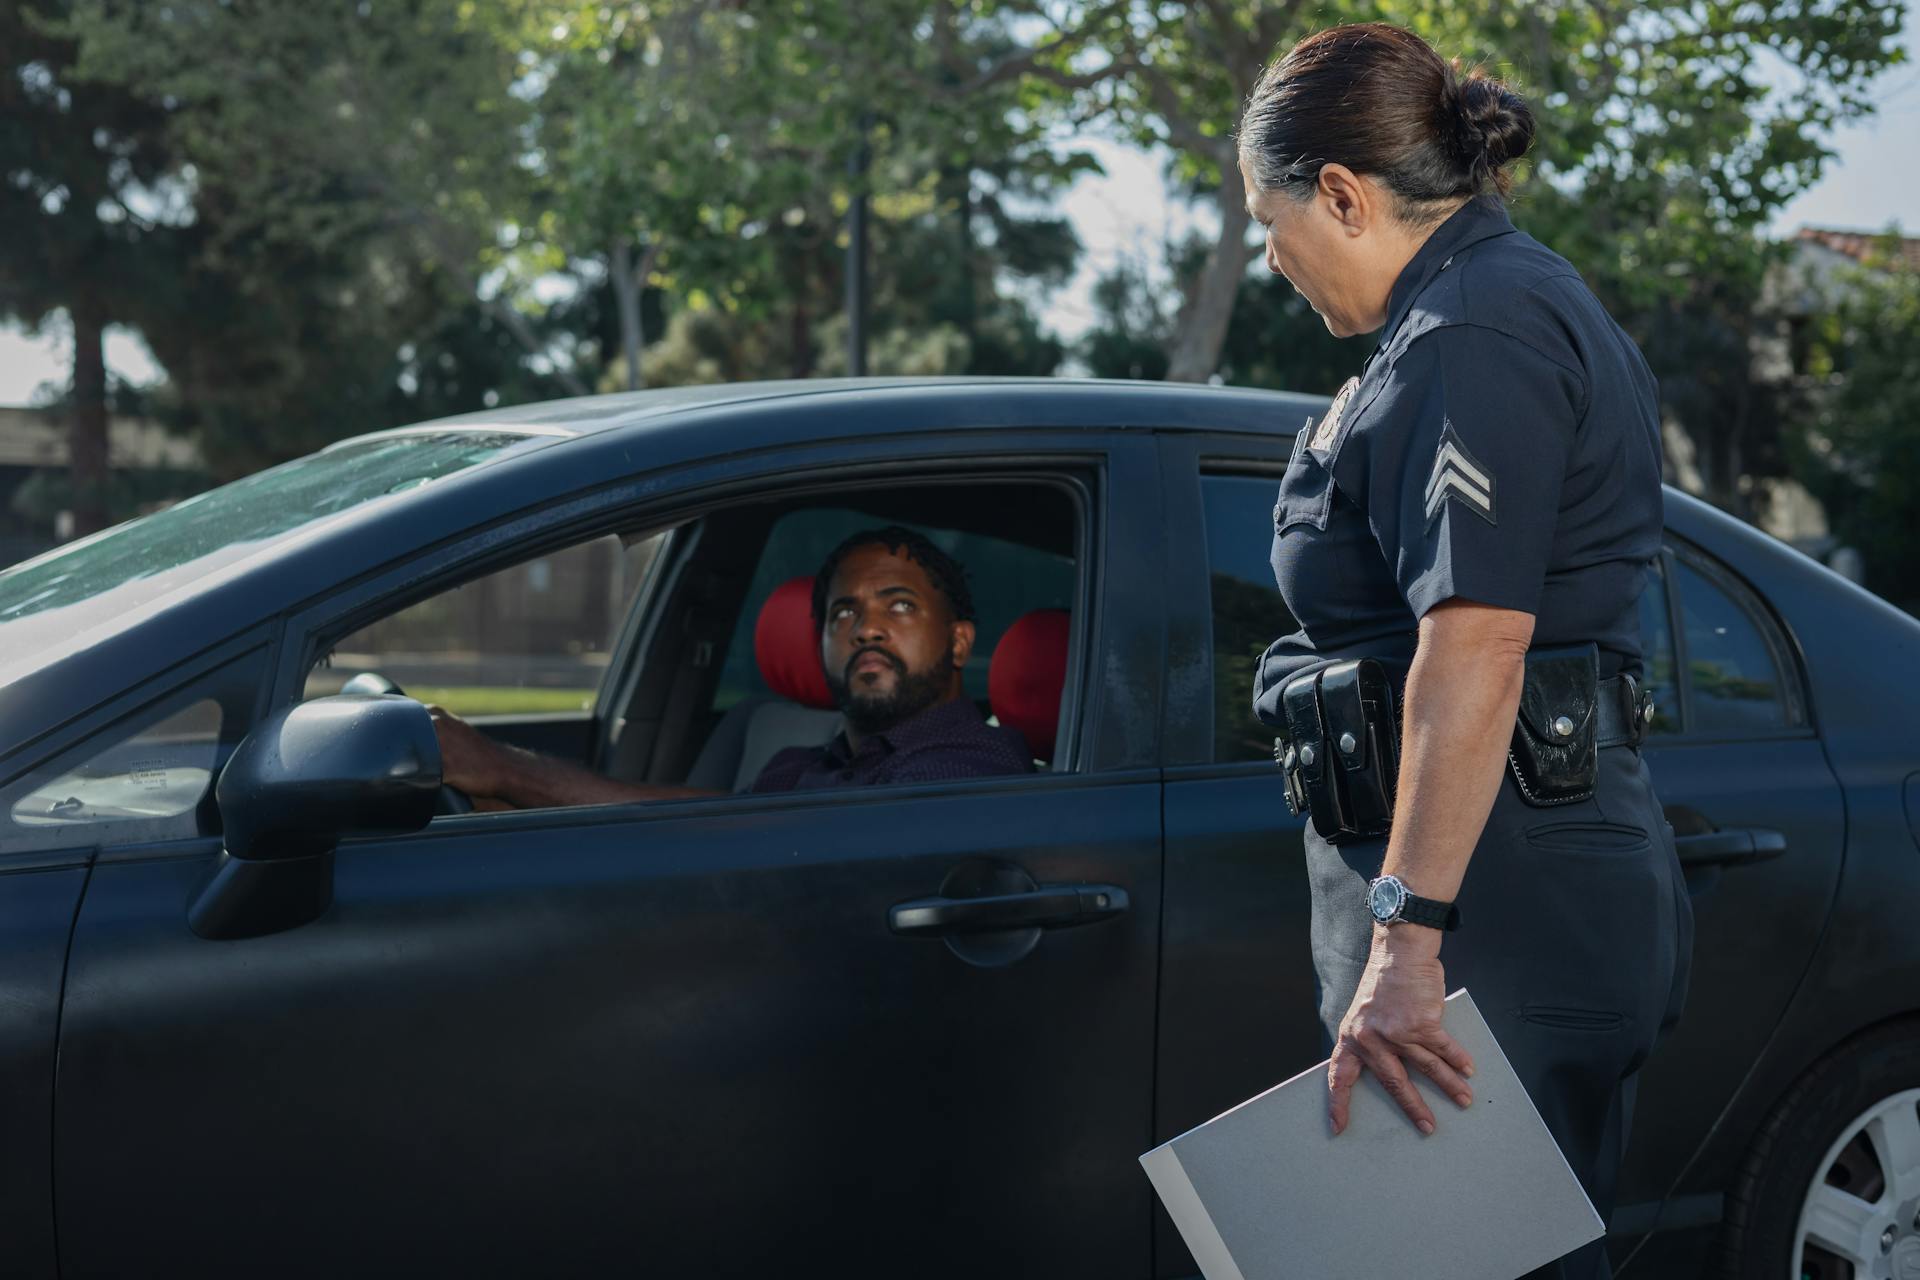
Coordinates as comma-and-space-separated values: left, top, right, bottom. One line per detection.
1423, 423, 1496, 526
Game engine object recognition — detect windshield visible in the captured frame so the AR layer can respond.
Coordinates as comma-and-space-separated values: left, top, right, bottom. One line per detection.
0, 430, 537, 670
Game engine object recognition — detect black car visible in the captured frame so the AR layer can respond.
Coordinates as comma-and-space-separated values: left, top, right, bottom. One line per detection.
1, 378, 1916, 1278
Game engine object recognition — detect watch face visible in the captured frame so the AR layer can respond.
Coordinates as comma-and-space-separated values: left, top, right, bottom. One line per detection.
1368, 877, 1403, 922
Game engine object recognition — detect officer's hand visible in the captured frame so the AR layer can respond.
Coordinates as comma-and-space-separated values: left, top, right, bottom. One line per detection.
1327, 927, 1475, 1136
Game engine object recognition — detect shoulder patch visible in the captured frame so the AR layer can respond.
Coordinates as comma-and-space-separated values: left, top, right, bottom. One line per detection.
1423, 422, 1496, 526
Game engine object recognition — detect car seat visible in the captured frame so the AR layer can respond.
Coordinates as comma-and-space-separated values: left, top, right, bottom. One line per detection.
685, 577, 843, 793
988, 608, 1070, 766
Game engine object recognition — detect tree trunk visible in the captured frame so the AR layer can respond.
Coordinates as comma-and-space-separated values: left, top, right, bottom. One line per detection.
611, 240, 644, 391
68, 302, 111, 538
1165, 168, 1254, 384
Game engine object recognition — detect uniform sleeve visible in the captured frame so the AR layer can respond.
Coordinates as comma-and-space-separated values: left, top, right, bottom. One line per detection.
1364, 327, 1582, 619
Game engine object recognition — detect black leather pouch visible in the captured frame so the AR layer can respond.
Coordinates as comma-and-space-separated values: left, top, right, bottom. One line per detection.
1281, 669, 1343, 840
1509, 643, 1600, 807
1277, 660, 1399, 842
1317, 659, 1399, 839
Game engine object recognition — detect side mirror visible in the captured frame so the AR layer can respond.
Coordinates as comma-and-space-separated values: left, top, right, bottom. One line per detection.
189, 695, 440, 940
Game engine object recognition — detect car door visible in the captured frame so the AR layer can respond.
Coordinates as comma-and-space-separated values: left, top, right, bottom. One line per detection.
53, 434, 1167, 1278
1610, 539, 1845, 1234
0, 633, 271, 1280
1150, 436, 1849, 1272
1150, 435, 1328, 1277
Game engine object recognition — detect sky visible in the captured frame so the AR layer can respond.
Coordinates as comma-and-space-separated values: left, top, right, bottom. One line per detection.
2, 10, 1916, 405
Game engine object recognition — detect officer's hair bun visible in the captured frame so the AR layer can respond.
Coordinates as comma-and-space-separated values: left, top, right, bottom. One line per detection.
1447, 70, 1535, 196
1238, 23, 1536, 220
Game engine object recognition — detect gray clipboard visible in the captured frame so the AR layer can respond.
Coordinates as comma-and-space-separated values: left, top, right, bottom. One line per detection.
1140, 990, 1603, 1280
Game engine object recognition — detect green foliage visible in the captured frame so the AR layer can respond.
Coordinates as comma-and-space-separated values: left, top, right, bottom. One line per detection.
1080, 262, 1171, 382
1789, 253, 1920, 612
1062, 0, 1906, 503
0, 2, 179, 329
48, 0, 568, 473
21, 0, 1910, 516
507, 0, 1086, 383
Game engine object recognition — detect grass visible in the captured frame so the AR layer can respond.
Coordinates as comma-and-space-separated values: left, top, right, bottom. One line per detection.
407, 686, 594, 717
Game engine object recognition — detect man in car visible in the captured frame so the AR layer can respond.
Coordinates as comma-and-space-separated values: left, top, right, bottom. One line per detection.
429, 526, 1033, 805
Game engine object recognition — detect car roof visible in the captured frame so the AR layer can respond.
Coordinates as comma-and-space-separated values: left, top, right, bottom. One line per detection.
330, 377, 1325, 450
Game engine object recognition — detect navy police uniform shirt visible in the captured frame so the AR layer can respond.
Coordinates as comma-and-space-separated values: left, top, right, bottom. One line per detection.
1252, 196, 1665, 728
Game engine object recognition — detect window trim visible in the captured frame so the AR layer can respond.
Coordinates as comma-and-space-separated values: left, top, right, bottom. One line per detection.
1195, 464, 1299, 769
278, 444, 1120, 814
305, 528, 669, 729
0, 631, 273, 863
1652, 535, 1814, 745
611, 470, 1094, 781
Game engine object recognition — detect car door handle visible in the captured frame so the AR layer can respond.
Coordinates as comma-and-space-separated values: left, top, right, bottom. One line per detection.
888, 885, 1129, 937
1674, 827, 1787, 869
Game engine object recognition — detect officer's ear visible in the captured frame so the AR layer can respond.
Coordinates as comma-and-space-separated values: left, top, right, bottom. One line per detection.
1314, 163, 1375, 237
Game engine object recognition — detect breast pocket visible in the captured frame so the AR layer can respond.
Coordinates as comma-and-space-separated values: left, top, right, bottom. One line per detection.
1273, 432, 1338, 534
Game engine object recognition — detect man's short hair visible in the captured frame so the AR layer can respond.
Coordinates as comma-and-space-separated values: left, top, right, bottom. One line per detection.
811, 526, 976, 625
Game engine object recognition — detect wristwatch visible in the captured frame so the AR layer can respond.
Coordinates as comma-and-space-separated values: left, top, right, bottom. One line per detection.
1366, 874, 1461, 932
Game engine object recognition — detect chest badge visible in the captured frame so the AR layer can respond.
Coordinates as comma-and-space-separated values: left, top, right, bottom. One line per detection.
1308, 376, 1359, 453
1423, 421, 1497, 526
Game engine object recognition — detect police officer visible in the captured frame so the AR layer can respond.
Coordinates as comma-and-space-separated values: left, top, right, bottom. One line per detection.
1237, 24, 1692, 1279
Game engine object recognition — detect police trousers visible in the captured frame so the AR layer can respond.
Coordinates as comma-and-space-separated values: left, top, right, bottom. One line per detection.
1305, 745, 1694, 1280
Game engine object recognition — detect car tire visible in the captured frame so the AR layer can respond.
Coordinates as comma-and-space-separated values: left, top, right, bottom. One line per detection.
1718, 1019, 1920, 1279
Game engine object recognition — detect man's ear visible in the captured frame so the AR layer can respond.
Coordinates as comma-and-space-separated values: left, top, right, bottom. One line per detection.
1315, 163, 1374, 236
949, 619, 977, 669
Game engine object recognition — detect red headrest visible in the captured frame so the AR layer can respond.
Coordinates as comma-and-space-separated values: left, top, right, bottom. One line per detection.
989, 609, 1070, 762
754, 576, 835, 710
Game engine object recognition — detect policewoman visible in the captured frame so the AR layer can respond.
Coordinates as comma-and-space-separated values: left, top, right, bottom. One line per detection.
1239, 24, 1692, 1277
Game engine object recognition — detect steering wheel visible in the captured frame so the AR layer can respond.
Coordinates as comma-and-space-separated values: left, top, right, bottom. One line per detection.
339, 672, 474, 815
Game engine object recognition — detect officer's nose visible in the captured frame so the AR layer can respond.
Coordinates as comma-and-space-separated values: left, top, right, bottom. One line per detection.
1265, 239, 1282, 276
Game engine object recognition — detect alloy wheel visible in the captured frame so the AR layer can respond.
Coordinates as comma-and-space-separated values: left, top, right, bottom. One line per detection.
1795, 1088, 1920, 1280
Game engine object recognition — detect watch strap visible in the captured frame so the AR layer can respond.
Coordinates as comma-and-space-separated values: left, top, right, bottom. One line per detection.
1400, 893, 1461, 932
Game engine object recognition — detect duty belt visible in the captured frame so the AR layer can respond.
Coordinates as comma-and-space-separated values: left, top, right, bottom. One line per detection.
1595, 673, 1657, 748
1273, 654, 1657, 840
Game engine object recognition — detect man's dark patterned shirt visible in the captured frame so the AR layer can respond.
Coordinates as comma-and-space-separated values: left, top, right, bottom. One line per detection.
750, 696, 1034, 792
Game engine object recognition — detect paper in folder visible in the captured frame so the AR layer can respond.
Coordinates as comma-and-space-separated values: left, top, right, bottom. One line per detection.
1140, 989, 1604, 1280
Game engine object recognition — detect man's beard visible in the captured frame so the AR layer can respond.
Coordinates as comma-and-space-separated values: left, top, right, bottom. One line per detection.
826, 645, 956, 736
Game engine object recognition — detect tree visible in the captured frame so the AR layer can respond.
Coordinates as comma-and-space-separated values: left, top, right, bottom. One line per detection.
510, 0, 1086, 387
1447, 0, 1908, 508
956, 1, 1902, 398
47, 0, 596, 473
1789, 248, 1920, 613
0, 1, 184, 534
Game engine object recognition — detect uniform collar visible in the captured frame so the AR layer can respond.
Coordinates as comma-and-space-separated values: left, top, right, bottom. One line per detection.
1376, 196, 1518, 353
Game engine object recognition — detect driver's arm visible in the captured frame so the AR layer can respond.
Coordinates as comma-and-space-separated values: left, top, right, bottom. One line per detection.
429, 707, 725, 809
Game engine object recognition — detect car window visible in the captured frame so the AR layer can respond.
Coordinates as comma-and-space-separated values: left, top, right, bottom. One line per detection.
1, 648, 267, 852
1637, 555, 1681, 736
1672, 555, 1794, 736
1202, 475, 1297, 763
307, 532, 665, 718
712, 510, 1076, 713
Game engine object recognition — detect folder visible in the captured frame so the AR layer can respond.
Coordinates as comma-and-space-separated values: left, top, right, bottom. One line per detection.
1140, 989, 1603, 1280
